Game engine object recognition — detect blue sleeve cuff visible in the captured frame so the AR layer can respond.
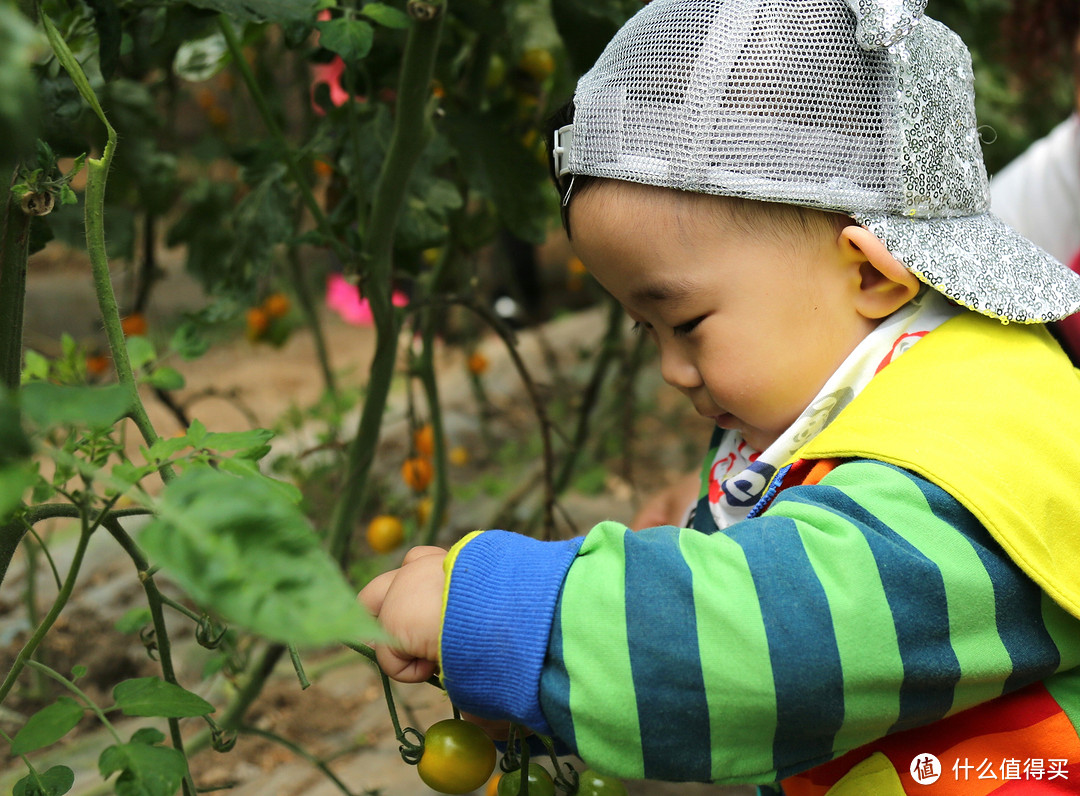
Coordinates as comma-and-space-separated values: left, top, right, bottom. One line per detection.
440, 530, 584, 733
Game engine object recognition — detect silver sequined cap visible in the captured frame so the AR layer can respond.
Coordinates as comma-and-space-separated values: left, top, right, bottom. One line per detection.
554, 0, 1080, 323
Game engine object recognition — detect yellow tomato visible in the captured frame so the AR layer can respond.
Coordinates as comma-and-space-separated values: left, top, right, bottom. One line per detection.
366, 515, 405, 553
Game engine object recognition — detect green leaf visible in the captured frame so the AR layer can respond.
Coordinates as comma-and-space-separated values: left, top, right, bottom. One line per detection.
316, 18, 374, 61
0, 464, 37, 521
115, 607, 153, 634
169, 322, 210, 361
360, 2, 410, 28
99, 728, 186, 796
13, 765, 75, 796
11, 698, 85, 755
113, 677, 214, 718
20, 350, 51, 383
19, 383, 130, 430
125, 336, 156, 371
139, 469, 382, 646
199, 427, 274, 456
182, 0, 317, 22
0, 389, 32, 464
144, 367, 185, 391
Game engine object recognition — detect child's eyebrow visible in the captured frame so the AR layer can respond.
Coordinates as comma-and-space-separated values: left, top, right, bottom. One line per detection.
631, 277, 699, 305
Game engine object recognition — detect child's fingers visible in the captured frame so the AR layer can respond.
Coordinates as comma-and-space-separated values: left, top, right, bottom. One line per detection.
402, 544, 446, 564
376, 646, 439, 683
358, 568, 395, 617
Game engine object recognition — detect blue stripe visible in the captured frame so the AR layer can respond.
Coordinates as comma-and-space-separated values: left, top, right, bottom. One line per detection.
539, 592, 577, 753
909, 472, 1061, 692
732, 517, 845, 779
778, 482, 961, 734
624, 527, 711, 781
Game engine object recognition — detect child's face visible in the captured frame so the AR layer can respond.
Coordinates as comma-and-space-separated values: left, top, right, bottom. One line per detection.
569, 182, 877, 451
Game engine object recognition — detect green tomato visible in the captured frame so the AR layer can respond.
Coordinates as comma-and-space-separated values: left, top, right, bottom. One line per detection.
497, 763, 555, 796
575, 769, 628, 796
417, 719, 497, 795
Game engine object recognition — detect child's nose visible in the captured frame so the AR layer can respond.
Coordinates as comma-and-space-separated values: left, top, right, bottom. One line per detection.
659, 345, 702, 391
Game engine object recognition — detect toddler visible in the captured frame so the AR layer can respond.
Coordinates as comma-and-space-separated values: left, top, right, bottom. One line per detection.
361, 1, 1080, 793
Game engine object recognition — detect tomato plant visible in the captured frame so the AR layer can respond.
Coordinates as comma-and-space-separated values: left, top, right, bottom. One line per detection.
417, 718, 497, 795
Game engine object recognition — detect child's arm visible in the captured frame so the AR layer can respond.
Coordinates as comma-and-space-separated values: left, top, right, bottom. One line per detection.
364, 460, 1080, 785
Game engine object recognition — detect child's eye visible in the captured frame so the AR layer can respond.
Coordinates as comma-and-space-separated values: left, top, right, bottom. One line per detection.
672, 316, 705, 337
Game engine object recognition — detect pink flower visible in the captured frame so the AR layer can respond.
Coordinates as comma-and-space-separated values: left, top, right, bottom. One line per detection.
325, 273, 408, 326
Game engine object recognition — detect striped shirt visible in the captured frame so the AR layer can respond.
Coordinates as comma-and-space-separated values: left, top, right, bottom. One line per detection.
440, 316, 1080, 792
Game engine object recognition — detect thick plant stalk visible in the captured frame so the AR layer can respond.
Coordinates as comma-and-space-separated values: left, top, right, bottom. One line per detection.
326, 4, 447, 562
39, 13, 170, 478
0, 175, 31, 391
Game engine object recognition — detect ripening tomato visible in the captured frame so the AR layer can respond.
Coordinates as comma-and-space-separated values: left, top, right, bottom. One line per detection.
467, 352, 489, 376
366, 515, 404, 553
417, 719, 496, 795
575, 770, 628, 796
448, 446, 469, 467
402, 456, 434, 492
262, 292, 290, 318
497, 763, 554, 796
246, 307, 269, 341
413, 424, 435, 458
485, 772, 502, 796
120, 313, 148, 337
86, 354, 110, 376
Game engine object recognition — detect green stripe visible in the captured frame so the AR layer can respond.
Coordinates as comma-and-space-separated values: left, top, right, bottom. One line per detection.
560, 521, 643, 777
1044, 667, 1080, 736
1041, 591, 1080, 670
772, 489, 904, 756
679, 529, 777, 783
828, 463, 1011, 714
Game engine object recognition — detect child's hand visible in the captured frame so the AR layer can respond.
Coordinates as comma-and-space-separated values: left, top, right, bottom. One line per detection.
359, 545, 447, 683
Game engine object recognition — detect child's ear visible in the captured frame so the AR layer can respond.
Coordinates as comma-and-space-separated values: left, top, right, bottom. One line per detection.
839, 225, 922, 320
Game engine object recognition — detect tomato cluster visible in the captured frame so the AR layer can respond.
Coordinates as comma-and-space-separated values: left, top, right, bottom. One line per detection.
412, 718, 628, 796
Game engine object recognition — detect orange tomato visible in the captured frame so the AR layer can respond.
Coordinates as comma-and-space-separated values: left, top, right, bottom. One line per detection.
246, 307, 269, 341
413, 424, 435, 457
401, 456, 434, 492
467, 352, 489, 376
313, 159, 334, 178
120, 313, 148, 337
86, 354, 110, 376
485, 773, 502, 796
262, 292, 290, 318
366, 515, 405, 553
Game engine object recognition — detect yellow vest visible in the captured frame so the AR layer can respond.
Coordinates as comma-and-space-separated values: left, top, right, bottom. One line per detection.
796, 311, 1080, 621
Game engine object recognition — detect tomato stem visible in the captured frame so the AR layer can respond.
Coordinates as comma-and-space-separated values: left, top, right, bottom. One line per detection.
325, 4, 447, 564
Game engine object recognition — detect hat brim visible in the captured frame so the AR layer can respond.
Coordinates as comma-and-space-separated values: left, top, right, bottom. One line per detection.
854, 211, 1080, 323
